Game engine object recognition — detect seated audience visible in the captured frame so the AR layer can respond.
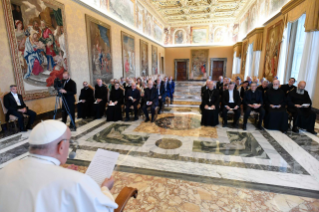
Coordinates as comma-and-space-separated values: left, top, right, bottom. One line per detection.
222, 82, 241, 128
246, 76, 252, 86
107, 82, 123, 122
268, 76, 278, 88
243, 82, 265, 130
280, 77, 296, 96
0, 120, 117, 211
257, 80, 269, 104
142, 80, 158, 122
201, 81, 219, 127
77, 81, 94, 119
235, 76, 241, 91
123, 78, 131, 93
200, 80, 210, 111
287, 81, 317, 134
93, 79, 108, 119
125, 82, 140, 121
163, 77, 170, 104
168, 76, 175, 104
3, 85, 36, 131
240, 81, 249, 102
264, 80, 288, 133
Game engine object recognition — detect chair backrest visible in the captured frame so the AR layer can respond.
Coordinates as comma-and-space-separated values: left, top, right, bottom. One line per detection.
0, 95, 8, 115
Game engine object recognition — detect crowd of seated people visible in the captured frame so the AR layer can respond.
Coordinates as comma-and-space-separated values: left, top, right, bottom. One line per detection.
200, 75, 317, 135
77, 75, 175, 123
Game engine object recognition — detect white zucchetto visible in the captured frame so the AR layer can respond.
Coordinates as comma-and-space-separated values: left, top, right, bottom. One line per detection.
29, 120, 67, 145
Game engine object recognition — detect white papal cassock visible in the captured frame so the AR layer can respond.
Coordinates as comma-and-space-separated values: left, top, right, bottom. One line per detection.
0, 154, 118, 212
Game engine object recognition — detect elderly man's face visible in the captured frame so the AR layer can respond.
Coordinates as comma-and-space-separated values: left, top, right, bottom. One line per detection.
10, 86, 17, 94
148, 82, 153, 89
208, 82, 214, 90
83, 82, 88, 87
63, 73, 69, 80
131, 83, 136, 90
273, 81, 280, 89
219, 76, 223, 82
115, 83, 119, 90
97, 80, 102, 86
298, 82, 306, 90
262, 81, 268, 88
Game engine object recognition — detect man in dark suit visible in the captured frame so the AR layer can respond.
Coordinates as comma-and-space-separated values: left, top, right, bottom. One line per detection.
155, 78, 165, 114
168, 76, 175, 104
222, 82, 241, 128
243, 82, 265, 130
4, 85, 36, 131
216, 76, 223, 90
125, 82, 140, 121
77, 81, 94, 119
163, 77, 171, 105
59, 72, 77, 130
93, 79, 108, 119
142, 80, 158, 122
200, 80, 209, 111
280, 77, 296, 96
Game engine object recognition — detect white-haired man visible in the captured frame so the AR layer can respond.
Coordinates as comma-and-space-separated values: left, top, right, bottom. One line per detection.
0, 120, 118, 211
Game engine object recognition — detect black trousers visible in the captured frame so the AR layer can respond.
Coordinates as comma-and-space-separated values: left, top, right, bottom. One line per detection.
142, 104, 157, 120
62, 100, 75, 128
222, 103, 240, 125
244, 106, 265, 127
8, 109, 36, 130
158, 97, 164, 113
126, 101, 139, 119
287, 107, 316, 131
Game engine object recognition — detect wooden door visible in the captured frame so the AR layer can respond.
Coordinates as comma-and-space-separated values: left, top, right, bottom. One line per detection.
176, 62, 187, 81
212, 61, 224, 81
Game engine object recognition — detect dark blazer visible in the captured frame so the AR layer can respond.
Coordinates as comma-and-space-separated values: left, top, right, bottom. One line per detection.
222, 89, 241, 107
156, 82, 166, 99
126, 88, 140, 104
4, 93, 27, 118
62, 78, 76, 103
95, 84, 108, 102
168, 81, 175, 94
280, 84, 296, 96
144, 87, 158, 106
201, 86, 207, 99
216, 81, 223, 90
240, 87, 248, 99
244, 89, 263, 105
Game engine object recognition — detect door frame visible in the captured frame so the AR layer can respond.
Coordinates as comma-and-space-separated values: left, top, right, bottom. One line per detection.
210, 58, 227, 79
174, 59, 189, 80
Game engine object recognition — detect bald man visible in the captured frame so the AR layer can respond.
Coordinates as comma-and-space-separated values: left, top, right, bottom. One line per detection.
264, 80, 288, 133
0, 120, 118, 211
201, 81, 219, 127
287, 81, 317, 134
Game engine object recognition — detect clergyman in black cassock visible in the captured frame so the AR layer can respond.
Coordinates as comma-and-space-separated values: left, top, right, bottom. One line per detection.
142, 81, 158, 122
257, 80, 268, 106
125, 83, 141, 121
77, 82, 94, 119
287, 81, 317, 134
264, 80, 288, 133
280, 78, 296, 96
107, 83, 123, 121
243, 83, 265, 130
222, 82, 241, 127
93, 79, 108, 119
201, 81, 219, 127
200, 81, 209, 112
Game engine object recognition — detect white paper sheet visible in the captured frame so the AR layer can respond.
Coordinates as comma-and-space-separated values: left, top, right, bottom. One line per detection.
85, 149, 119, 186
301, 103, 310, 107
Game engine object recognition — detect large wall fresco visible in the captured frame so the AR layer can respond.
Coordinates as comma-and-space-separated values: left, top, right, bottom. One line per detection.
238, 0, 289, 40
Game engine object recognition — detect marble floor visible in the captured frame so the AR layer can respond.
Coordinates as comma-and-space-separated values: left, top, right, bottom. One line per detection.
1, 81, 319, 211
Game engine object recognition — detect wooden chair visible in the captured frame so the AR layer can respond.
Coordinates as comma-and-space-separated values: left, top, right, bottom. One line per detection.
0, 95, 28, 132
114, 187, 138, 212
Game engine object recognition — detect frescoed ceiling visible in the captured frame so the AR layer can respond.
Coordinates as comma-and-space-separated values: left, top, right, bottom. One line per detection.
143, 0, 251, 26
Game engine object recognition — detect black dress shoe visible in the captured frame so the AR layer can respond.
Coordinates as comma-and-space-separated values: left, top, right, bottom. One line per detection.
232, 123, 239, 128
243, 125, 247, 130
125, 118, 130, 122
222, 124, 227, 128
292, 127, 299, 133
257, 126, 263, 130
307, 130, 317, 135
134, 117, 138, 121
145, 119, 150, 122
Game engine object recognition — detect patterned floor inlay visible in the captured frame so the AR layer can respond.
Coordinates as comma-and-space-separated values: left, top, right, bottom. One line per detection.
155, 138, 182, 149
87, 123, 149, 146
135, 113, 217, 138
62, 162, 319, 211
0, 134, 27, 149
0, 143, 29, 165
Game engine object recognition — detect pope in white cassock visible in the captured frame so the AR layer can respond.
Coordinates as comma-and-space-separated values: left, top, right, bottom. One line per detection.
0, 120, 118, 212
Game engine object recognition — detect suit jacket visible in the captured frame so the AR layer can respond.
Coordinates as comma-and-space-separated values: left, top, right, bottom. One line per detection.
222, 90, 241, 107
168, 81, 175, 94
201, 86, 207, 99
163, 81, 170, 95
4, 93, 27, 120
79, 87, 94, 104
244, 89, 263, 105
156, 82, 166, 99
95, 85, 108, 102
143, 87, 158, 106
62, 79, 76, 103
280, 84, 296, 96
126, 88, 140, 104
216, 81, 223, 90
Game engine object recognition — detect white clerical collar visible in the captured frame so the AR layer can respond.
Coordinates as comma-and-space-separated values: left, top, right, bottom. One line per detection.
29, 153, 61, 166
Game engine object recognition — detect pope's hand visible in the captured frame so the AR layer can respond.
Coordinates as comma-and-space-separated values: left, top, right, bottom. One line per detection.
101, 176, 114, 190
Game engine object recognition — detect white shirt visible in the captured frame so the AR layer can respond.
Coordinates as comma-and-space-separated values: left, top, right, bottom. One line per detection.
0, 156, 118, 212
228, 90, 234, 103
11, 92, 21, 106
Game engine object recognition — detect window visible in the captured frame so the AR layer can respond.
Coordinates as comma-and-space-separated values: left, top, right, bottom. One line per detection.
244, 43, 253, 79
